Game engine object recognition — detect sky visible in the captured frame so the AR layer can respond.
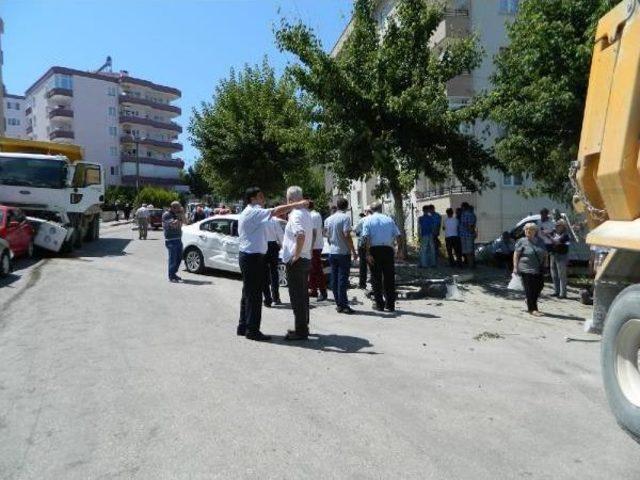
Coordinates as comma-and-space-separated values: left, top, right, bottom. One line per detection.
1, 0, 353, 166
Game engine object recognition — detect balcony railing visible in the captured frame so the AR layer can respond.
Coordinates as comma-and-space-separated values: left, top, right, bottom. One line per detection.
121, 175, 185, 187
119, 115, 182, 133
26, 125, 33, 134
49, 129, 75, 141
25, 107, 32, 116
119, 93, 181, 115
120, 135, 183, 152
48, 107, 74, 120
444, 7, 469, 16
46, 88, 73, 99
120, 154, 185, 169
415, 185, 471, 200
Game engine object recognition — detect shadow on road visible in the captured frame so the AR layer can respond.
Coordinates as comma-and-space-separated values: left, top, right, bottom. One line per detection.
73, 238, 132, 258
0, 273, 20, 288
272, 333, 379, 354
180, 279, 213, 286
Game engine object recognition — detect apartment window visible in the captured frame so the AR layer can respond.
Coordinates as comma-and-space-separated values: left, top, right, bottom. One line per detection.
109, 146, 118, 157
108, 106, 116, 116
6, 102, 11, 110
6, 118, 20, 126
108, 126, 118, 136
147, 151, 153, 157
54, 74, 73, 90
503, 173, 524, 187
107, 86, 117, 96
15, 103, 20, 110
499, 0, 519, 14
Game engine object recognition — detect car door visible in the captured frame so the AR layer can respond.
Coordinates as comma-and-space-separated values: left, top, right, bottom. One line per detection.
4, 209, 25, 256
197, 219, 223, 268
217, 220, 240, 272
13, 209, 31, 254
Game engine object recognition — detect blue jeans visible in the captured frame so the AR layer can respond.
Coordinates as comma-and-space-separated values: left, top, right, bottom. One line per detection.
329, 254, 351, 308
165, 239, 183, 279
420, 236, 435, 267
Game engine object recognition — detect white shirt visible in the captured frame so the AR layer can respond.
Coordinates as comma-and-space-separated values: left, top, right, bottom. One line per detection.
238, 204, 272, 254
281, 208, 313, 263
538, 218, 556, 245
266, 217, 284, 244
135, 206, 149, 219
310, 210, 324, 250
444, 216, 459, 238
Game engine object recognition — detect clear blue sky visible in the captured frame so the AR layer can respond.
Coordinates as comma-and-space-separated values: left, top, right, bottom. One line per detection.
2, 0, 352, 166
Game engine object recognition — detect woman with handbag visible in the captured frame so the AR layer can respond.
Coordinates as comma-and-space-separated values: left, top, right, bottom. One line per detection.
550, 220, 571, 298
513, 223, 548, 316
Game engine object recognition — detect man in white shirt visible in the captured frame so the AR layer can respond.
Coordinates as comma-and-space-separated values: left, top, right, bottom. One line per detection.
135, 204, 149, 240
443, 208, 462, 267
237, 187, 308, 342
537, 208, 556, 252
263, 214, 284, 307
281, 186, 313, 341
308, 201, 328, 301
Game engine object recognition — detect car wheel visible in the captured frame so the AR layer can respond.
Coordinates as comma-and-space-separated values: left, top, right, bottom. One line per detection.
0, 251, 11, 278
278, 263, 288, 287
601, 284, 640, 444
184, 247, 205, 274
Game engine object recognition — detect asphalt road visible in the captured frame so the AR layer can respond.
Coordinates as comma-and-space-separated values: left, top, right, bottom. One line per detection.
0, 223, 638, 479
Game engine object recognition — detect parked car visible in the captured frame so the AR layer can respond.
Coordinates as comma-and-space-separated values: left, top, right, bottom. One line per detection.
182, 214, 330, 287
0, 206, 35, 258
148, 208, 164, 230
0, 237, 13, 278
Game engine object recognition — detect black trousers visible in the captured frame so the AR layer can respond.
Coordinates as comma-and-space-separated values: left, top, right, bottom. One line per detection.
263, 241, 281, 303
370, 246, 396, 309
445, 236, 462, 266
521, 272, 544, 312
358, 245, 368, 288
286, 258, 311, 335
239, 252, 265, 334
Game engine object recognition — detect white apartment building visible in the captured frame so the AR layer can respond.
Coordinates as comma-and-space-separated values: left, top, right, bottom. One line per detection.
4, 94, 26, 139
329, 0, 564, 242
22, 66, 184, 188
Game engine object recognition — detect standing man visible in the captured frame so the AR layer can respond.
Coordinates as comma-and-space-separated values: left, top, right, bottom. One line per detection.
135, 203, 149, 240
162, 201, 184, 282
418, 206, 435, 268
308, 201, 328, 301
281, 187, 314, 340
443, 208, 461, 267
324, 198, 357, 314
263, 213, 284, 307
363, 202, 401, 312
430, 205, 442, 262
459, 202, 477, 268
538, 207, 556, 252
354, 210, 371, 289
237, 187, 307, 342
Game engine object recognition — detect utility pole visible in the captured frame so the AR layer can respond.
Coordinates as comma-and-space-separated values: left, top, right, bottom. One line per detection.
133, 135, 140, 193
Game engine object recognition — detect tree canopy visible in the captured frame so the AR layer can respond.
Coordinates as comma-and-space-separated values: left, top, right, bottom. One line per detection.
276, 0, 495, 252
181, 159, 212, 198
478, 0, 617, 203
189, 59, 315, 201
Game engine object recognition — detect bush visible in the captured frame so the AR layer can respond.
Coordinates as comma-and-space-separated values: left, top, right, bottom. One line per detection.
134, 187, 180, 209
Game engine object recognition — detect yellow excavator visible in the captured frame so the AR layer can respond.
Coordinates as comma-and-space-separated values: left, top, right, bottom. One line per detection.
576, 0, 640, 442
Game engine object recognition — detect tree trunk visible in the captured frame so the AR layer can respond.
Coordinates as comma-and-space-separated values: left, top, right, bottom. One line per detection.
391, 187, 408, 260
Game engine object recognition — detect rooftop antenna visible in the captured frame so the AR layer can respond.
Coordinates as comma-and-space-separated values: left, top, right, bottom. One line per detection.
95, 56, 112, 73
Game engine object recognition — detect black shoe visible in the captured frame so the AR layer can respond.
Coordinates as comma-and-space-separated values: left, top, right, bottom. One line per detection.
336, 306, 344, 313
246, 331, 272, 342
264, 301, 272, 308
372, 304, 384, 312
285, 331, 309, 341
237, 325, 247, 336
385, 306, 396, 312
169, 277, 180, 283
273, 299, 282, 305
317, 293, 328, 302
340, 307, 355, 314
172, 275, 182, 282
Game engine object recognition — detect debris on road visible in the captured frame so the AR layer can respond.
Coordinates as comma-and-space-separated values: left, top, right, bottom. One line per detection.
473, 331, 505, 341
565, 336, 601, 343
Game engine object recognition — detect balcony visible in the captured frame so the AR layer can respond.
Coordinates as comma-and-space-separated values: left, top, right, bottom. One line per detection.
120, 135, 183, 152
119, 115, 182, 133
121, 175, 185, 187
49, 129, 75, 141
415, 185, 472, 201
119, 75, 181, 98
48, 107, 74, 120
46, 88, 73, 101
25, 107, 32, 116
26, 125, 33, 134
120, 154, 185, 169
119, 93, 181, 116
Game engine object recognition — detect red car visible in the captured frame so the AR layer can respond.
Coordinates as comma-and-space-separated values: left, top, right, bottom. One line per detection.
148, 208, 164, 230
0, 206, 35, 258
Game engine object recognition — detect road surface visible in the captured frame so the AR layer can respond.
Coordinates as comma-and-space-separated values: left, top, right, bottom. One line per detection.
0, 223, 638, 479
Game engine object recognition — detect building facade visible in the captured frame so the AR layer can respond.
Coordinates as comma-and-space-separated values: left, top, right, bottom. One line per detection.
21, 67, 184, 188
328, 0, 564, 242
4, 94, 25, 138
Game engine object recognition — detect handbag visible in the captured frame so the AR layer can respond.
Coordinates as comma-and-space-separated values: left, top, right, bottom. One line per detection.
507, 272, 523, 291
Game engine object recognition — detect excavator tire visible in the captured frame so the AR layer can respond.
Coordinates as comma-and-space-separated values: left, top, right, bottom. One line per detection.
601, 284, 640, 444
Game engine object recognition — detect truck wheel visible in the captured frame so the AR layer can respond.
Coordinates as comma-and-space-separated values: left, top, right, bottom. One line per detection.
0, 251, 11, 277
184, 247, 204, 274
85, 217, 99, 242
602, 284, 640, 443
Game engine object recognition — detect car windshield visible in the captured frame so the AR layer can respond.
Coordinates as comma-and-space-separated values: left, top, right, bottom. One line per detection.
0, 156, 67, 189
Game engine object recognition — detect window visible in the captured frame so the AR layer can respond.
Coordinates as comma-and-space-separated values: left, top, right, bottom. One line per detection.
503, 173, 524, 187
53, 74, 73, 90
108, 126, 118, 136
7, 118, 20, 126
108, 107, 116, 116
6, 102, 11, 110
15, 103, 20, 111
73, 164, 102, 187
109, 146, 118, 157
107, 86, 117, 96
110, 166, 115, 175
499, 0, 519, 14
201, 219, 237, 236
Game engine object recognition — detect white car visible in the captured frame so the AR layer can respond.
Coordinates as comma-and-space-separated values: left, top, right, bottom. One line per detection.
0, 237, 14, 278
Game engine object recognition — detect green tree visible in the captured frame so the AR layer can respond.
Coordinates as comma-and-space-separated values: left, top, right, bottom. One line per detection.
105, 185, 136, 207
276, 0, 494, 255
478, 0, 617, 203
181, 159, 212, 198
134, 186, 180, 209
189, 59, 315, 201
